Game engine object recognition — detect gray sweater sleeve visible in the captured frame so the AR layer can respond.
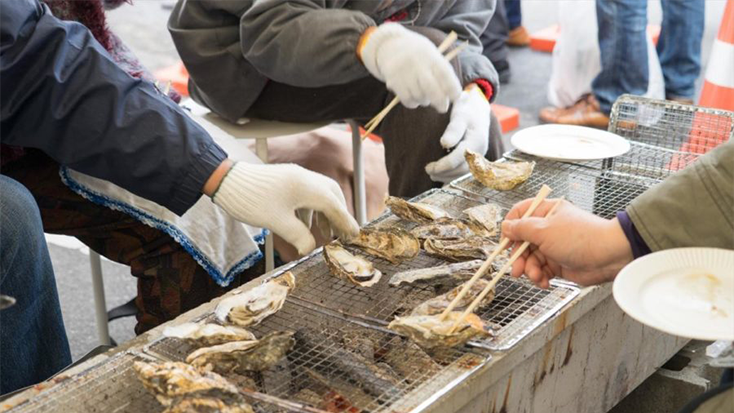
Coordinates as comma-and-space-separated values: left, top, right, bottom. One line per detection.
627, 140, 734, 250
1, 0, 226, 216
432, 0, 499, 100
240, 0, 376, 87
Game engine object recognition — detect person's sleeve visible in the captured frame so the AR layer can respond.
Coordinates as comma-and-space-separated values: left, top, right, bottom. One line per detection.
432, 0, 500, 102
238, 0, 375, 87
0, 0, 226, 216
627, 140, 734, 251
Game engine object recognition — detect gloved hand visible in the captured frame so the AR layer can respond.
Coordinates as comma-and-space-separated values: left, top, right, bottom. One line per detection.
425, 85, 491, 183
359, 23, 462, 113
213, 162, 360, 255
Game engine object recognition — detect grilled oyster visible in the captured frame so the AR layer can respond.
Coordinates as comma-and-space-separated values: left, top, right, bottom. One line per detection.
410, 218, 474, 240
385, 196, 450, 223
463, 203, 502, 235
424, 236, 503, 262
345, 228, 420, 264
389, 260, 483, 286
388, 312, 490, 349
133, 361, 253, 413
324, 243, 382, 287
412, 278, 496, 316
215, 271, 295, 327
187, 331, 295, 374
465, 150, 535, 191
163, 323, 255, 346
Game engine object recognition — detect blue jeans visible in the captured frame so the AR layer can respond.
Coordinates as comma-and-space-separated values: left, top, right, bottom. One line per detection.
505, 0, 522, 30
0, 175, 71, 394
593, 0, 704, 113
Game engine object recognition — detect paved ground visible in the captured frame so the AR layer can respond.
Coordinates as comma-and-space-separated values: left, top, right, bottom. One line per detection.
48, 0, 726, 364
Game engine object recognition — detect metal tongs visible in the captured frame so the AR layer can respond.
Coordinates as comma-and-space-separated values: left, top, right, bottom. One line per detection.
0, 294, 16, 310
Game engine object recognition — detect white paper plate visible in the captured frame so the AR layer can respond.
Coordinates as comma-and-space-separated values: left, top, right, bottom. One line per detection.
613, 248, 734, 341
511, 124, 631, 161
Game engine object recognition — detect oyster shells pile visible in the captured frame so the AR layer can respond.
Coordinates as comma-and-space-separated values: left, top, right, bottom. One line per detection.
465, 149, 535, 191
215, 271, 295, 327
388, 312, 490, 349
345, 228, 420, 264
187, 331, 296, 374
324, 243, 382, 287
133, 361, 254, 413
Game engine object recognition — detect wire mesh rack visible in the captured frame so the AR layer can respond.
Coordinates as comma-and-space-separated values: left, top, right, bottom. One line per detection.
144, 300, 487, 413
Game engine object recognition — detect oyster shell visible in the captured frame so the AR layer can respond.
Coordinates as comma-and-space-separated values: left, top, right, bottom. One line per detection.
412, 277, 496, 316
385, 196, 450, 223
324, 243, 382, 287
388, 312, 490, 349
163, 323, 255, 346
345, 228, 420, 264
187, 331, 295, 374
215, 271, 295, 327
424, 236, 504, 262
410, 218, 475, 241
389, 260, 483, 286
463, 203, 502, 236
465, 150, 535, 191
133, 361, 253, 413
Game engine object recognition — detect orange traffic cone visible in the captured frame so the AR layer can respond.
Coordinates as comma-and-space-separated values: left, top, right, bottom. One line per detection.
698, 0, 734, 111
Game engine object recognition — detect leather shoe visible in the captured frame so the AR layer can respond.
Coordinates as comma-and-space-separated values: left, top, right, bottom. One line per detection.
539, 94, 610, 129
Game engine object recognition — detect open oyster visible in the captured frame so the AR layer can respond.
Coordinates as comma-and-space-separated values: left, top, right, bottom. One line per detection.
215, 272, 295, 327
412, 278, 496, 316
385, 196, 449, 223
389, 260, 483, 286
465, 150, 535, 191
424, 236, 503, 262
163, 323, 255, 346
187, 331, 295, 374
463, 203, 502, 236
410, 218, 475, 241
388, 312, 490, 349
324, 243, 382, 287
133, 361, 253, 413
345, 228, 420, 264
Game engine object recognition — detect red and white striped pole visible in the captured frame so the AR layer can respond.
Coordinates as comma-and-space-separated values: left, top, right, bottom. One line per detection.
699, 0, 734, 111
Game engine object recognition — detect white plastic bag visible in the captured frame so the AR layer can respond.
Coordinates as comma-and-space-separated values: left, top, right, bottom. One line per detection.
547, 1, 664, 108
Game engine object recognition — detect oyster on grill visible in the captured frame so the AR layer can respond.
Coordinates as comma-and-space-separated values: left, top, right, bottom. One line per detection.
424, 236, 504, 262
187, 331, 295, 374
410, 218, 475, 241
389, 260, 483, 287
215, 271, 295, 327
388, 311, 490, 349
465, 150, 535, 191
345, 228, 420, 264
463, 203, 503, 236
324, 243, 382, 287
412, 277, 496, 316
385, 196, 450, 223
163, 323, 255, 346
133, 361, 253, 413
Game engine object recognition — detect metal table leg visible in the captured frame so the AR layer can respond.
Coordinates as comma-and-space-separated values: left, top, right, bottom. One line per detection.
348, 120, 368, 226
89, 251, 111, 346
255, 138, 275, 272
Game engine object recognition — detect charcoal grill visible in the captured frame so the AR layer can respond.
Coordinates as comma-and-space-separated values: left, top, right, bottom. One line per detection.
5, 96, 731, 413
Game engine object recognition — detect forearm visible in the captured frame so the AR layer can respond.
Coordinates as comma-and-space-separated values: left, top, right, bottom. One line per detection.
1, 0, 225, 215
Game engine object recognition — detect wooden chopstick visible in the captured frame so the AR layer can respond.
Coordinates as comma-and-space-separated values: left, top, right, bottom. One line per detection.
439, 184, 553, 321
450, 196, 565, 333
361, 32, 466, 140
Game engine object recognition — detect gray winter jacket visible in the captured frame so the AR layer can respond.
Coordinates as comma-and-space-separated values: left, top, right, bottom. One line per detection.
168, 0, 498, 122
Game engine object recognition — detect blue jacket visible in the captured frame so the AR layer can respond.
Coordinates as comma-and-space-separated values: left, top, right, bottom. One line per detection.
0, 0, 227, 216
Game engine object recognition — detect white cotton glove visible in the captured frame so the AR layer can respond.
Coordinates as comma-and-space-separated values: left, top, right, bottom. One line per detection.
213, 162, 359, 255
425, 86, 491, 183
360, 23, 462, 113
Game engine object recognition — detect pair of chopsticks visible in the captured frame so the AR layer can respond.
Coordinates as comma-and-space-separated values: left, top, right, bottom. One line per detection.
440, 185, 564, 333
361, 31, 469, 140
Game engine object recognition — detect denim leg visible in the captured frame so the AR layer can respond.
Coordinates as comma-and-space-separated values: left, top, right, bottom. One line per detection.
505, 0, 522, 30
592, 0, 649, 114
658, 0, 705, 99
0, 175, 71, 395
